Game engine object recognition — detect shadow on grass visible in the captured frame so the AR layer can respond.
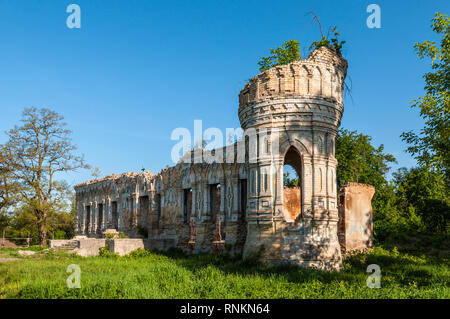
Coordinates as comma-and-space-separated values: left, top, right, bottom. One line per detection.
144, 246, 448, 288
380, 233, 450, 260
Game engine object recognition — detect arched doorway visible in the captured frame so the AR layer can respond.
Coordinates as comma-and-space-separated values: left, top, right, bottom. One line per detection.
283, 147, 302, 221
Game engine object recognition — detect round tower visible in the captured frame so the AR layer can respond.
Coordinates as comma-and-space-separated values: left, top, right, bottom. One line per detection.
239, 46, 348, 270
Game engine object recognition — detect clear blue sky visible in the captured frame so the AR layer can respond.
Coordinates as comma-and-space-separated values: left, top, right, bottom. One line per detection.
0, 0, 448, 186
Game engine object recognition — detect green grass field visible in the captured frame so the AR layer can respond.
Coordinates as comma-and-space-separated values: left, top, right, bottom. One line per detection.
0, 245, 448, 299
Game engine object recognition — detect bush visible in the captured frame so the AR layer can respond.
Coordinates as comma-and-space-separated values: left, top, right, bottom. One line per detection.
418, 199, 449, 234
126, 248, 151, 258
52, 230, 68, 239
119, 232, 127, 239
98, 247, 119, 258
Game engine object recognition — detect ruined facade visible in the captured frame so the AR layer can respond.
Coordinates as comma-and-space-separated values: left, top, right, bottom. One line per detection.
74, 46, 372, 270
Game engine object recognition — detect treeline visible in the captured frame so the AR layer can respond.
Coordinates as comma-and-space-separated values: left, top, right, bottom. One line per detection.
336, 129, 449, 241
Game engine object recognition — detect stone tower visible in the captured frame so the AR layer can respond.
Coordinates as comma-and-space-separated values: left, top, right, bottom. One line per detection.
238, 46, 348, 270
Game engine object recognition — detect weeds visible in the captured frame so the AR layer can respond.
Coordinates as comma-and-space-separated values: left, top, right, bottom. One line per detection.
0, 245, 448, 299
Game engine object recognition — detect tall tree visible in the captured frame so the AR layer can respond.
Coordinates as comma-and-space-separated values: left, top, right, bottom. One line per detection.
335, 128, 397, 226
335, 128, 396, 189
401, 12, 450, 182
1, 107, 88, 245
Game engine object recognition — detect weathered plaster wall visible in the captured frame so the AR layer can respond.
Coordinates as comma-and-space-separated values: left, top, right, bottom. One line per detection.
108, 239, 146, 256
338, 183, 375, 254
50, 239, 107, 257
50, 238, 147, 256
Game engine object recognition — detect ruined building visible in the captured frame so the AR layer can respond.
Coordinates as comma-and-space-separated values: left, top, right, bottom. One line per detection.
74, 46, 374, 270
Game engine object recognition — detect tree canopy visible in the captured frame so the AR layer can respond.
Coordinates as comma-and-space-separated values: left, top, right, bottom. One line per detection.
335, 128, 396, 190
401, 12, 450, 183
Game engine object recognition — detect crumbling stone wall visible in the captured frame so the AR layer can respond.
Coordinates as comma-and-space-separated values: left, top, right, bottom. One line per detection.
74, 46, 373, 270
75, 163, 249, 256
50, 238, 146, 256
338, 183, 375, 254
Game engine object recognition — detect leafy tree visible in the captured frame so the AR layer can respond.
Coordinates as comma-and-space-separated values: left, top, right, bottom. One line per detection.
393, 167, 449, 234
335, 128, 448, 238
336, 128, 396, 190
0, 147, 21, 236
258, 40, 301, 72
6, 207, 37, 242
5, 203, 75, 244
0, 147, 20, 214
335, 128, 400, 240
1, 107, 88, 245
283, 171, 299, 187
401, 12, 450, 183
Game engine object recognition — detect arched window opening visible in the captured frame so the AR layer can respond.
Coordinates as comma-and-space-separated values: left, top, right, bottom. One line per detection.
283, 147, 302, 221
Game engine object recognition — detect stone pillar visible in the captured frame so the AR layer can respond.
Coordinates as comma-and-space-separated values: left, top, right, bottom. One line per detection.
219, 177, 225, 222
202, 183, 208, 222
190, 186, 196, 222
93, 201, 98, 233
88, 202, 93, 234
101, 200, 106, 231
243, 132, 284, 262
273, 159, 285, 218
80, 203, 86, 234
231, 176, 239, 221
106, 197, 112, 229
118, 198, 124, 232
132, 194, 138, 228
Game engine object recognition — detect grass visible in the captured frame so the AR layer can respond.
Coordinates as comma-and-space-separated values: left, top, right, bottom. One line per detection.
0, 245, 448, 299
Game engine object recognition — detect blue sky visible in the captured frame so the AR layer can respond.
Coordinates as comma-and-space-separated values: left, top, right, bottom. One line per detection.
0, 0, 448, 186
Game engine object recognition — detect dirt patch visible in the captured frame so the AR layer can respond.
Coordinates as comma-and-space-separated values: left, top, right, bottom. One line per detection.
0, 240, 18, 248
0, 258, 21, 263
